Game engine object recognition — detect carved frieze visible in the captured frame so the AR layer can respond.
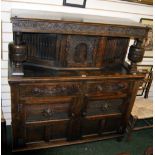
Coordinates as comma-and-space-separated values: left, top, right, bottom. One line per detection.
20, 84, 80, 97
87, 81, 129, 93
12, 18, 147, 38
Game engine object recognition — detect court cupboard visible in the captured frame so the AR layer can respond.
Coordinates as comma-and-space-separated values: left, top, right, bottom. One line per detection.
8, 12, 149, 152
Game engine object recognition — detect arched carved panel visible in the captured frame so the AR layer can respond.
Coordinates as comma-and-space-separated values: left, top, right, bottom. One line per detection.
65, 35, 99, 67
74, 43, 87, 63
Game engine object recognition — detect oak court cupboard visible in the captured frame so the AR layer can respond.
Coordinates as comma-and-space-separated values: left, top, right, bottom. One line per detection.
8, 11, 149, 152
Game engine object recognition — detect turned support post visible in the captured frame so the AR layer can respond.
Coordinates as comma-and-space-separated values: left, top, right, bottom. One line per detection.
9, 32, 27, 76
128, 38, 145, 74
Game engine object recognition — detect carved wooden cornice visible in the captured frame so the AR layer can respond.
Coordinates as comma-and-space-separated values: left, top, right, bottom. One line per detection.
11, 17, 148, 38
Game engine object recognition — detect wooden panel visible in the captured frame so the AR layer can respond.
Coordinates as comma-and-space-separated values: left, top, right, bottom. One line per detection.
103, 37, 129, 66
22, 33, 57, 61
26, 125, 44, 143
102, 117, 121, 133
81, 117, 122, 137
81, 119, 100, 135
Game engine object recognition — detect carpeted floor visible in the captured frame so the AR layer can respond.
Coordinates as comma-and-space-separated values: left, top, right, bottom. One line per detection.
6, 125, 152, 155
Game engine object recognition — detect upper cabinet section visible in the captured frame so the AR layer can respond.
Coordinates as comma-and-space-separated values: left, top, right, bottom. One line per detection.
9, 11, 149, 76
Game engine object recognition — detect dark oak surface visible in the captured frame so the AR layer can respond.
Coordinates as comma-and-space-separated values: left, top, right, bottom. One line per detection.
8, 12, 148, 152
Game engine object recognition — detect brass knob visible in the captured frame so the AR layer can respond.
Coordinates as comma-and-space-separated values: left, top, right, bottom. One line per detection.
71, 113, 75, 117
32, 88, 41, 95
101, 103, 109, 111
42, 108, 54, 117
97, 85, 103, 91
82, 112, 87, 116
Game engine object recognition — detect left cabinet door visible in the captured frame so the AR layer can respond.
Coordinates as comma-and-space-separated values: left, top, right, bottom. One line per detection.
21, 96, 76, 144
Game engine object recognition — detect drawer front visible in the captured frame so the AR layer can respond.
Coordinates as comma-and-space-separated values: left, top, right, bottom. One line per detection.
85, 99, 124, 117
20, 82, 80, 97
25, 100, 73, 122
86, 81, 129, 94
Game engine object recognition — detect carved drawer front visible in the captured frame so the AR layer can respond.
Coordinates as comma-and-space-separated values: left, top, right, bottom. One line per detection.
20, 82, 80, 97
25, 101, 72, 122
85, 99, 124, 117
86, 81, 129, 95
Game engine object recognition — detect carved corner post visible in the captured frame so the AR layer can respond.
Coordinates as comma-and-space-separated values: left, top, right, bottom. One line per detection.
128, 39, 145, 74
9, 32, 27, 76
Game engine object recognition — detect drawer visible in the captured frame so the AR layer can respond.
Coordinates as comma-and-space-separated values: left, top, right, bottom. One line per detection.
85, 99, 124, 117
25, 100, 73, 122
86, 81, 129, 95
20, 82, 80, 97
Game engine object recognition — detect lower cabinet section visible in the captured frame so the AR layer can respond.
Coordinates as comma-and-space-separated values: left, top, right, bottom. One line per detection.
10, 79, 139, 151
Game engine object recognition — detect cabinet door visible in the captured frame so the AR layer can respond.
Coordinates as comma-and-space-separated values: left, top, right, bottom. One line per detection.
80, 96, 126, 137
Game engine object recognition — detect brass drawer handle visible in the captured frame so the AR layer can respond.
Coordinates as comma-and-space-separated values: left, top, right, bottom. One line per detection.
97, 85, 103, 91
71, 113, 75, 117
82, 111, 87, 116
101, 103, 109, 111
42, 108, 54, 117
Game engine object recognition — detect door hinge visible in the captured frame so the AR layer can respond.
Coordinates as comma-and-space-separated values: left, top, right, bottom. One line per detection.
18, 104, 23, 112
